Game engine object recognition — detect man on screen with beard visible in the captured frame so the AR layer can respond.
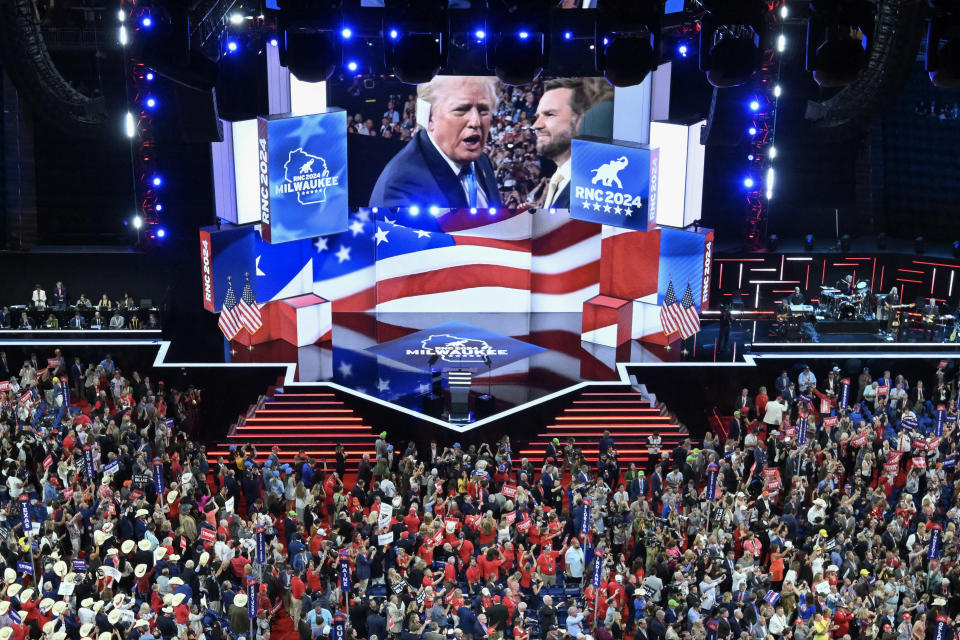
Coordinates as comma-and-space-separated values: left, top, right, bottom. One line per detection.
534, 78, 591, 209
369, 76, 502, 209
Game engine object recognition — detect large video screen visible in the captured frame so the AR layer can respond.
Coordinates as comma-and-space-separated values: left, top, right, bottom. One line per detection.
328, 76, 614, 210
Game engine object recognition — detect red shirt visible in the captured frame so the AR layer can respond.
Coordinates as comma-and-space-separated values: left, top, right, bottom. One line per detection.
291, 576, 306, 599
478, 555, 503, 581
458, 539, 474, 565
537, 550, 559, 575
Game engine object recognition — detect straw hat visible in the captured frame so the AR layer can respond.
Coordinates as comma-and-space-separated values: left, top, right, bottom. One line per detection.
42, 621, 56, 636
0, 601, 10, 615
166, 490, 179, 504
169, 577, 184, 586
99, 633, 113, 640
198, 552, 210, 566
121, 540, 135, 554
38, 598, 55, 613
138, 539, 151, 551
134, 620, 149, 629
162, 594, 173, 606
91, 601, 104, 613
7, 583, 22, 598
106, 548, 118, 557
51, 601, 68, 616
80, 598, 94, 609
171, 593, 186, 606
0, 628, 12, 640
79, 624, 95, 638
93, 531, 108, 546
107, 609, 122, 625
136, 509, 149, 518
234, 593, 248, 608
101, 476, 111, 486
162, 606, 173, 614
182, 472, 193, 485
154, 547, 167, 562
3, 568, 16, 584
53, 561, 68, 577
112, 594, 126, 608
167, 554, 180, 562
134, 564, 147, 578
51, 632, 66, 640
20, 588, 34, 602
63, 573, 77, 584
101, 522, 113, 534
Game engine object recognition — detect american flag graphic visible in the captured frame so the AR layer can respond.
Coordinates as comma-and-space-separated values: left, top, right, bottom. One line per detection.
677, 283, 701, 339
218, 279, 242, 340
311, 209, 600, 313
236, 276, 263, 334
660, 280, 681, 336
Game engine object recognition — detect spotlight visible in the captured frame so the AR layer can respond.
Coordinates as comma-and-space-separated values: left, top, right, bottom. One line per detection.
119, 26, 129, 46
155, 203, 163, 211
876, 232, 887, 250
229, 13, 245, 26
953, 240, 960, 259
804, 234, 815, 251
926, 4, 960, 88
340, 27, 352, 40
767, 233, 779, 251
806, 0, 875, 87
474, 29, 486, 40
269, 38, 278, 46
156, 228, 167, 238
133, 216, 143, 229
743, 176, 755, 188
698, 0, 767, 88
429, 205, 440, 216
490, 207, 498, 214
145, 72, 155, 81
276, 2, 344, 83
915, 236, 926, 255
678, 44, 689, 56
152, 176, 162, 186
594, 0, 662, 88
768, 146, 777, 159
227, 40, 238, 52
346, 60, 358, 72
124, 112, 135, 138
485, 1, 552, 85
382, 0, 449, 84
748, 126, 757, 135
409, 205, 420, 215
469, 207, 478, 215
840, 234, 851, 252
749, 100, 760, 111
145, 97, 157, 108
564, 31, 573, 41
773, 84, 782, 97
141, 16, 153, 28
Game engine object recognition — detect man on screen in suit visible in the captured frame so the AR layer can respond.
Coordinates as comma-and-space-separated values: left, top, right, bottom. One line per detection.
534, 78, 588, 210
369, 76, 502, 209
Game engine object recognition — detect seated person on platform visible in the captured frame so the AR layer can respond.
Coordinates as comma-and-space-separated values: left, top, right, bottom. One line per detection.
18, 311, 32, 330
69, 311, 85, 329
129, 315, 142, 329
98, 294, 112, 310
788, 287, 805, 306
836, 275, 854, 295
109, 310, 125, 329
52, 281, 68, 309
45, 314, 59, 329
32, 283, 47, 309
0, 307, 10, 328
90, 311, 105, 329
923, 298, 940, 320
76, 293, 91, 308
147, 313, 159, 329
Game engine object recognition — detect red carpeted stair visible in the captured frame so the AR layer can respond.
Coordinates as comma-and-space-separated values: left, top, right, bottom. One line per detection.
270, 608, 299, 640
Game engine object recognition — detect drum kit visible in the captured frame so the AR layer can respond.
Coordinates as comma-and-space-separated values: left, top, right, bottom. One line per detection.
819, 281, 872, 320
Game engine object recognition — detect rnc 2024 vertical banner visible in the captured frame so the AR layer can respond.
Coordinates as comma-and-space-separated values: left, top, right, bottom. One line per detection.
258, 110, 349, 244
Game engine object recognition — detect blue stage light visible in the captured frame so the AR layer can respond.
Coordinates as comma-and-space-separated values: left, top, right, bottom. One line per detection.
341, 27, 353, 40
145, 72, 154, 81
371, 207, 379, 214
678, 44, 688, 56
748, 126, 757, 136
749, 100, 760, 111
156, 228, 166, 238
346, 61, 358, 72
564, 31, 573, 40
152, 176, 162, 186
227, 40, 238, 52
489, 207, 498, 215
155, 203, 163, 211
469, 208, 478, 215
269, 38, 278, 47
475, 29, 486, 40
743, 177, 755, 188
389, 29, 399, 40
409, 205, 420, 216
549, 207, 557, 214
429, 205, 440, 216
141, 16, 152, 28
145, 97, 156, 108
519, 31, 529, 40
747, 154, 755, 161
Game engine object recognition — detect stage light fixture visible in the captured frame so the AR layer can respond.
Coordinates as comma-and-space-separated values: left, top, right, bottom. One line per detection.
346, 60, 358, 72
840, 234, 851, 252
409, 205, 420, 215
743, 176, 755, 188
124, 112, 135, 138
768, 146, 777, 159
156, 228, 167, 238
953, 240, 960, 259
748, 126, 757, 135
141, 16, 153, 28
119, 26, 129, 46
698, 0, 767, 88
275, 0, 343, 83
145, 97, 157, 108
806, 0, 875, 87
382, 0, 449, 85
269, 38, 278, 46
678, 44, 689, 56
926, 3, 960, 88
767, 233, 779, 251
152, 176, 162, 186
133, 216, 143, 229
915, 236, 926, 255
749, 100, 760, 111
594, 0, 662, 87
229, 13, 245, 26
876, 232, 887, 249
564, 31, 573, 41
485, 0, 552, 85
804, 234, 815, 251
226, 40, 238, 52
474, 29, 486, 40
155, 203, 163, 211
146, 72, 155, 81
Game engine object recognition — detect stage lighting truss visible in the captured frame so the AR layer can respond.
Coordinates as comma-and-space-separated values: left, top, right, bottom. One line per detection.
805, 0, 875, 88
383, 0, 449, 85
698, 0, 769, 88
484, 0, 553, 85
275, 0, 343, 83
594, 0, 662, 87
926, 1, 960, 88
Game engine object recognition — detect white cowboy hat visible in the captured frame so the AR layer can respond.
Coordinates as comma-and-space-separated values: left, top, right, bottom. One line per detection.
107, 609, 122, 625
0, 601, 10, 615
234, 593, 248, 608
80, 623, 95, 637
20, 588, 35, 602
63, 573, 77, 584
136, 509, 149, 518
813, 498, 827, 508
51, 632, 66, 640
112, 594, 126, 608
105, 548, 118, 557
171, 593, 186, 606
99, 633, 113, 640
51, 601, 68, 616
182, 472, 193, 485
134, 564, 147, 578
42, 621, 56, 635
93, 531, 108, 547
154, 547, 167, 561
91, 601, 104, 613
101, 522, 113, 534
7, 583, 22, 598
167, 554, 180, 562
121, 540, 135, 555
80, 598, 94, 609
53, 561, 68, 577
162, 606, 173, 614
162, 594, 173, 605
0, 628, 12, 640
169, 577, 184, 586
166, 490, 179, 504
138, 539, 152, 551
3, 568, 16, 584
38, 597, 55, 612
134, 620, 149, 629
198, 552, 210, 566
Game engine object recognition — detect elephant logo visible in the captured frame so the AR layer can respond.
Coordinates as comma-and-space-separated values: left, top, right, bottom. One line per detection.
590, 156, 629, 189
299, 158, 315, 174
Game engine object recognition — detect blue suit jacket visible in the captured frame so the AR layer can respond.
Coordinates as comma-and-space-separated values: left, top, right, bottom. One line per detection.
369, 129, 502, 209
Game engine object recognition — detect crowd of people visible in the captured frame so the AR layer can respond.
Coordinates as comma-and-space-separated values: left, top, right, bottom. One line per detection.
1, 284, 159, 330
3, 356, 960, 640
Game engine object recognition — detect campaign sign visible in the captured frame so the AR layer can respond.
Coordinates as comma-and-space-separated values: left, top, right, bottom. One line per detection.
936, 406, 946, 437
258, 110, 348, 244
797, 414, 808, 445
18, 494, 31, 535
839, 379, 850, 410
570, 136, 658, 232
581, 504, 591, 537
17, 560, 33, 575
934, 615, 951, 640
929, 524, 943, 559
706, 463, 718, 501
591, 554, 603, 588
247, 578, 258, 619
103, 459, 119, 477
332, 613, 346, 640
82, 445, 96, 480
366, 321, 545, 372
72, 559, 87, 571
339, 557, 351, 591
153, 459, 165, 494
255, 525, 266, 564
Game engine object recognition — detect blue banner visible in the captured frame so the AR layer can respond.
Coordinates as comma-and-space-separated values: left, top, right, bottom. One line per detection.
153, 459, 164, 494
705, 619, 718, 640
764, 590, 781, 604
258, 111, 349, 244
82, 445, 95, 480
255, 525, 266, 565
247, 579, 258, 619
18, 495, 31, 534
339, 557, 351, 591
930, 526, 943, 559
706, 463, 718, 501
103, 459, 119, 477
332, 614, 346, 640
944, 455, 957, 470
839, 379, 850, 411
581, 503, 591, 538
164, 418, 174, 430
936, 406, 946, 438
72, 559, 87, 571
17, 561, 32, 575
570, 137, 658, 232
591, 554, 603, 588
934, 615, 951, 640
797, 414, 808, 445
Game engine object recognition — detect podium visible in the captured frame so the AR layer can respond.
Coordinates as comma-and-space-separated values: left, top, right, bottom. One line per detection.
448, 370, 472, 424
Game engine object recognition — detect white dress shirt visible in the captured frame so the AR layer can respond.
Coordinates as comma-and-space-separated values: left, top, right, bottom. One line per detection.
32, 289, 47, 308
544, 159, 571, 207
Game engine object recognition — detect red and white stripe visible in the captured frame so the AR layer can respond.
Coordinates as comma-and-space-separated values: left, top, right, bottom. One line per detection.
677, 305, 701, 338
218, 307, 243, 340
532, 211, 601, 312
236, 299, 263, 333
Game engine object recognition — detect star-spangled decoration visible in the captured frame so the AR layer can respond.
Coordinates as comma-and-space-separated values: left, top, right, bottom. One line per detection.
624, 207, 633, 217
415, 229, 431, 239
613, 205, 622, 215
374, 226, 390, 246
255, 255, 265, 276
348, 220, 366, 237
288, 116, 324, 148
384, 216, 397, 225
581, 200, 591, 209
418, 383, 431, 395
334, 245, 352, 263
603, 204, 611, 213
337, 361, 353, 378
314, 237, 329, 252
355, 210, 371, 223
376, 378, 391, 392
592, 202, 601, 211
356, 387, 367, 395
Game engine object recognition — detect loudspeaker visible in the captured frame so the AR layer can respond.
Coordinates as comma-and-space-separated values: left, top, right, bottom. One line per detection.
174, 84, 224, 143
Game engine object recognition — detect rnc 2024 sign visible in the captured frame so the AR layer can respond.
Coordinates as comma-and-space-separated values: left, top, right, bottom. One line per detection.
257, 110, 349, 244
570, 137, 659, 232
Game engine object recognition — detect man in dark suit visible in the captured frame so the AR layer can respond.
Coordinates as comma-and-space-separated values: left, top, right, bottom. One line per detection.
0, 351, 8, 380
370, 76, 502, 209
534, 79, 590, 210
734, 388, 753, 418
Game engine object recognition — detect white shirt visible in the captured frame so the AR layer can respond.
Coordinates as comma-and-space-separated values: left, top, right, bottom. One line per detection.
564, 546, 585, 578
32, 289, 47, 307
763, 400, 786, 425
545, 159, 571, 207
426, 131, 489, 207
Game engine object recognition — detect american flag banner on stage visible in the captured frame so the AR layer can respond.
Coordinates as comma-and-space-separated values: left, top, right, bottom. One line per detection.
236, 275, 263, 334
218, 278, 243, 340
660, 280, 681, 336
677, 282, 701, 339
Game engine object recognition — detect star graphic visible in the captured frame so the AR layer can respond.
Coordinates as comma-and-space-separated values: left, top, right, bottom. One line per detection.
415, 229, 431, 239
374, 226, 390, 246
334, 245, 352, 263
355, 210, 371, 223
603, 204, 612, 213
418, 383, 431, 395
314, 237, 328, 252
255, 255, 265, 276
377, 378, 391, 392
581, 200, 591, 209
356, 387, 367, 395
337, 361, 353, 378
624, 207, 633, 217
288, 118, 320, 148
384, 217, 397, 225
613, 206, 622, 215
348, 220, 365, 237
592, 202, 602, 211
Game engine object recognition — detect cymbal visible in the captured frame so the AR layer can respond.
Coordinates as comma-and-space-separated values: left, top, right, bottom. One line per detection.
820, 287, 840, 293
